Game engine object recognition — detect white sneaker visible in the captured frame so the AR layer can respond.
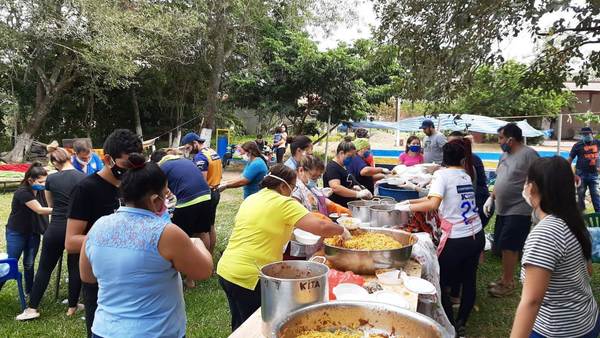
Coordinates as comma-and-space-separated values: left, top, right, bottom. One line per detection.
16, 308, 40, 321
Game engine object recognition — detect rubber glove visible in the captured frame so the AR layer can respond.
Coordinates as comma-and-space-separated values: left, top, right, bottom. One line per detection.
321, 187, 333, 197
483, 196, 494, 217
352, 185, 362, 191
394, 203, 411, 212
341, 227, 352, 240
356, 189, 373, 199
381, 168, 390, 174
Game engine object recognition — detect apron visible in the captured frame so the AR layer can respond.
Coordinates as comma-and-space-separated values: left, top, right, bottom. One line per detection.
437, 214, 479, 257
308, 187, 329, 215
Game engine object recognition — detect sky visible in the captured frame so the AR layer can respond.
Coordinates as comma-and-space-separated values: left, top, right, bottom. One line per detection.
309, 0, 594, 65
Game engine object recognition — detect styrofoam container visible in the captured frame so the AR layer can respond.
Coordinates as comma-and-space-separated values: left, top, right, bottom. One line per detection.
372, 290, 410, 309
293, 228, 320, 245
333, 283, 369, 301
376, 269, 403, 285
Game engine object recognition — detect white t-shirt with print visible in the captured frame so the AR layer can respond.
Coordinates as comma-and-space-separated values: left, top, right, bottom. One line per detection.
428, 168, 482, 238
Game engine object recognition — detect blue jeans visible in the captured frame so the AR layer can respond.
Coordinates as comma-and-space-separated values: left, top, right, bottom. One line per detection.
4, 228, 41, 294
530, 311, 600, 338
578, 172, 600, 212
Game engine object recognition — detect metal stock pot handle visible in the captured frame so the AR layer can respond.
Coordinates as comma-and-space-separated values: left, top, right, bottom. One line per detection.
309, 256, 327, 264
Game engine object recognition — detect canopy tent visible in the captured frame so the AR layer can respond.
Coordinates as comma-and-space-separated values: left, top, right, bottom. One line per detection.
347, 114, 544, 137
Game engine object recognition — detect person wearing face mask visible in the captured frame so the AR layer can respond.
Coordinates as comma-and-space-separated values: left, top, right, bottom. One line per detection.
71, 139, 104, 176
347, 138, 390, 193
399, 136, 424, 166
395, 140, 484, 336
218, 141, 268, 199
79, 153, 213, 338
420, 119, 447, 164
511, 156, 599, 338
17, 145, 86, 321
65, 129, 142, 338
483, 123, 539, 298
0, 163, 52, 295
284, 135, 313, 170
217, 164, 347, 331
323, 137, 373, 207
568, 127, 600, 212
150, 149, 212, 289
292, 155, 351, 216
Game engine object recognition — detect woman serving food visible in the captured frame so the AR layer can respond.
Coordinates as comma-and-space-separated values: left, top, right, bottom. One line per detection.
216, 164, 349, 332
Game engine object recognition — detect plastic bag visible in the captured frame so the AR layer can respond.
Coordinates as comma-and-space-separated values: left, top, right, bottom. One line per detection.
327, 269, 365, 300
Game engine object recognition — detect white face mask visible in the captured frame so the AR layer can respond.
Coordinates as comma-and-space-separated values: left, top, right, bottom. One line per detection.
76, 156, 89, 166
522, 184, 532, 207
266, 173, 293, 196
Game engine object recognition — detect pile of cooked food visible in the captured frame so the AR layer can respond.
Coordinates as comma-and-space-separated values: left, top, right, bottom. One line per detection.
296, 330, 389, 338
324, 230, 402, 250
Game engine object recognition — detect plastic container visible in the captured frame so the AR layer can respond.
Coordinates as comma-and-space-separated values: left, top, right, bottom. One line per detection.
378, 183, 419, 202
293, 228, 320, 245
333, 283, 370, 301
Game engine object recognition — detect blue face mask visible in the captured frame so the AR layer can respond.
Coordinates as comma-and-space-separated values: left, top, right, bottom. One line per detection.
408, 145, 421, 153
307, 179, 318, 189
343, 156, 352, 167
500, 142, 511, 153
31, 184, 45, 191
362, 150, 371, 159
583, 134, 593, 143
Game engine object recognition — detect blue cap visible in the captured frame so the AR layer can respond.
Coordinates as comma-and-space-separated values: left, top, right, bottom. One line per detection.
419, 119, 435, 129
181, 132, 204, 145
581, 127, 593, 134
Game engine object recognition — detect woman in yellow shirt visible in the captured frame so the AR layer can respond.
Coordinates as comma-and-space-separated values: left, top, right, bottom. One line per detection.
217, 164, 347, 331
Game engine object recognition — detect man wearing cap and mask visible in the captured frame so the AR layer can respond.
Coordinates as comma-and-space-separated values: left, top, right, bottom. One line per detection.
181, 132, 223, 255
568, 127, 600, 212
420, 119, 447, 164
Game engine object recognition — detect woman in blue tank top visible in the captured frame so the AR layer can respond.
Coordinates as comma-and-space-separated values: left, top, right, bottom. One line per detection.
79, 153, 213, 338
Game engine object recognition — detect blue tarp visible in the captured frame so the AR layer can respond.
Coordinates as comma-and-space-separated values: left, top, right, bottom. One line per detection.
348, 114, 544, 138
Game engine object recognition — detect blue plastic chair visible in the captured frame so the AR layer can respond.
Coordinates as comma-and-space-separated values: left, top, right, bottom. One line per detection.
0, 258, 26, 310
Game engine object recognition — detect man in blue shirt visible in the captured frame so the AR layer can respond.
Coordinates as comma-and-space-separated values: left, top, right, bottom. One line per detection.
568, 127, 600, 211
71, 139, 104, 175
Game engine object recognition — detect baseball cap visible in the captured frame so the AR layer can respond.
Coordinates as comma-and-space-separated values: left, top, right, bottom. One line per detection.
181, 132, 205, 146
419, 119, 435, 129
581, 127, 593, 134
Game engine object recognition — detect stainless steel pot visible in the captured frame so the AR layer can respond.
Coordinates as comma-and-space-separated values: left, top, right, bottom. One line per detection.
347, 198, 395, 222
324, 227, 417, 274
273, 301, 447, 338
259, 260, 329, 336
369, 204, 410, 228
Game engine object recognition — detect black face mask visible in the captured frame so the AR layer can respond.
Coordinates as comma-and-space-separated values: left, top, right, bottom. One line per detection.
110, 160, 128, 180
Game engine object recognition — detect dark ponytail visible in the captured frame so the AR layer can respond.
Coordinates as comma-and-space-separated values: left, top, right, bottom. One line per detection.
336, 136, 356, 154
21, 162, 47, 186
288, 135, 312, 156
261, 164, 296, 190
120, 153, 167, 203
527, 157, 592, 260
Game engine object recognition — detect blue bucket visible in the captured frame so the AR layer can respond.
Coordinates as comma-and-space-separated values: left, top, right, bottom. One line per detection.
378, 183, 419, 202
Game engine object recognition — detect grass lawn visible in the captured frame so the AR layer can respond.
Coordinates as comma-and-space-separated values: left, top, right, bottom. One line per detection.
0, 188, 599, 337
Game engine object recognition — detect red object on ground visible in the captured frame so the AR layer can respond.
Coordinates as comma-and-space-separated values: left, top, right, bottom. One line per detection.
0, 163, 31, 172
327, 269, 365, 300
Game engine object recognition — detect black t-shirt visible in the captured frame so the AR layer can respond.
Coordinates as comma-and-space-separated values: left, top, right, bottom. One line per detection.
569, 140, 600, 174
6, 186, 47, 234
68, 173, 120, 234
46, 169, 86, 227
323, 161, 357, 207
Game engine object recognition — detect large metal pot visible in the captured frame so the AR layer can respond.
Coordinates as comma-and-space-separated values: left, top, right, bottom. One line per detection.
273, 301, 447, 338
347, 198, 395, 222
369, 203, 410, 228
259, 260, 329, 336
324, 227, 417, 274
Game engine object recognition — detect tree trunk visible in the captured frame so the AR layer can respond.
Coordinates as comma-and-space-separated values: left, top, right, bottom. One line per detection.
4, 101, 49, 163
131, 87, 143, 137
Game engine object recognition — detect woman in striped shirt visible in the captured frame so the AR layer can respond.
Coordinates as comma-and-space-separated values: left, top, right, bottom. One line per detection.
511, 156, 599, 338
